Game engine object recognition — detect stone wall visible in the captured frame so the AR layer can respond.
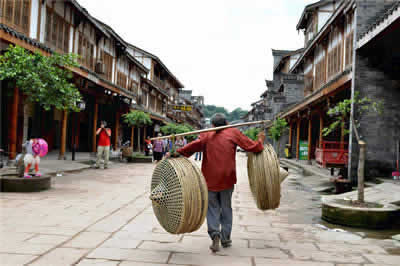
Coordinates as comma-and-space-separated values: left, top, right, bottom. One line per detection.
351, 54, 400, 178
356, 0, 398, 40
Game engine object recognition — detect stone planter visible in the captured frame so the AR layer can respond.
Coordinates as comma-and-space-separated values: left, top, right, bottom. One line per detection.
322, 197, 400, 229
1, 175, 51, 192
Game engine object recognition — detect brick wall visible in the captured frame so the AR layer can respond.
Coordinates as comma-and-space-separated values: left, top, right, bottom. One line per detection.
351, 54, 400, 178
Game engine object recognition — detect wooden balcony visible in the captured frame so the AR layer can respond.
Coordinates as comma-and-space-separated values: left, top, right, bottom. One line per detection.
304, 76, 314, 96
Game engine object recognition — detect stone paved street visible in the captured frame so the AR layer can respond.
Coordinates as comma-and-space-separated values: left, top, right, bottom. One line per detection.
1, 154, 400, 265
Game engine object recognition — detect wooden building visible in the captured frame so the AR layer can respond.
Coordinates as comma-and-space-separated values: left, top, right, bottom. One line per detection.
266, 0, 400, 179
0, 0, 194, 159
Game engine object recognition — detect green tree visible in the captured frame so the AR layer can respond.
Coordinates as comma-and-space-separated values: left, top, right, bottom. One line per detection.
323, 92, 383, 203
0, 45, 81, 111
268, 117, 289, 157
123, 111, 152, 151
244, 127, 261, 141
161, 123, 196, 142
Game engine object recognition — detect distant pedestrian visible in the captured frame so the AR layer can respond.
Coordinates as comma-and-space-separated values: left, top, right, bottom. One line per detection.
144, 136, 151, 156
95, 121, 111, 169
153, 133, 164, 163
175, 136, 185, 149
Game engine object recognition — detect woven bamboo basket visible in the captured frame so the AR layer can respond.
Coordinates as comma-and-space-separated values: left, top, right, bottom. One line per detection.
150, 157, 208, 234
247, 143, 288, 210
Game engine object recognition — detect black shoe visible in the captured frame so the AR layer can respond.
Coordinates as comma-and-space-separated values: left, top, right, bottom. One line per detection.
221, 239, 232, 248
209, 236, 220, 252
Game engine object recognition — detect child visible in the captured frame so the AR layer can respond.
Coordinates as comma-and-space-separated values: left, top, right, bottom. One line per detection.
23, 139, 42, 178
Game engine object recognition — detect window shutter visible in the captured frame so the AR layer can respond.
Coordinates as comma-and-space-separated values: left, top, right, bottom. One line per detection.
45, 8, 51, 43
57, 17, 64, 51
51, 12, 57, 46
63, 25, 69, 53
5, 0, 13, 22
14, 0, 21, 27
21, 0, 29, 33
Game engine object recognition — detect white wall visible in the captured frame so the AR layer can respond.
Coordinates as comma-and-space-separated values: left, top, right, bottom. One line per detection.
29, 0, 39, 39
318, 12, 332, 32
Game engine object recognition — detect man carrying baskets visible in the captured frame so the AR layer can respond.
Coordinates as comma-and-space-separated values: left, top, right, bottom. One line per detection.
175, 113, 265, 252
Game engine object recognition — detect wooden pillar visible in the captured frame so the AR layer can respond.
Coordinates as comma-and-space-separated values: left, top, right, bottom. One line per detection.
288, 122, 293, 147
9, 87, 19, 160
114, 111, 120, 148
340, 118, 345, 149
92, 101, 98, 152
59, 110, 67, 160
130, 126, 134, 148
308, 118, 312, 162
319, 113, 324, 148
296, 119, 301, 160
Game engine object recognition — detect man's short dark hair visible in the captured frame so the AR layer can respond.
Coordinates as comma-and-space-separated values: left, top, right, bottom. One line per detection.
211, 113, 228, 127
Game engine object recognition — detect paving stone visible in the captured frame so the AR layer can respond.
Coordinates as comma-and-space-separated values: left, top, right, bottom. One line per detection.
0, 243, 53, 255
76, 259, 120, 266
119, 262, 175, 266
87, 247, 170, 263
169, 253, 251, 266
255, 258, 334, 266
290, 249, 366, 263
112, 231, 180, 243
63, 231, 110, 248
364, 254, 400, 265
99, 237, 141, 249
181, 235, 248, 248
317, 243, 388, 254
29, 247, 89, 265
27, 234, 70, 245
219, 246, 288, 259
0, 253, 37, 265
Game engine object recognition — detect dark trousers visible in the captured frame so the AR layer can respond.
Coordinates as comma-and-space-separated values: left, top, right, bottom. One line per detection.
207, 187, 234, 245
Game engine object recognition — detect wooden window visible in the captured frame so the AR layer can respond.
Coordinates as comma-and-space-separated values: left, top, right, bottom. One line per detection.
327, 27, 342, 78
45, 7, 70, 53
77, 33, 94, 70
117, 71, 127, 88
345, 32, 353, 66
315, 57, 326, 90
100, 50, 113, 81
2, 0, 31, 35
129, 79, 138, 93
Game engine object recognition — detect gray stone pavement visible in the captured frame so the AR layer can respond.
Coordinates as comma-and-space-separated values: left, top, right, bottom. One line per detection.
1, 154, 400, 265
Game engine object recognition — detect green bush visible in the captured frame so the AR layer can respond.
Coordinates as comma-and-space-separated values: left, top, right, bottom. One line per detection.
244, 127, 261, 141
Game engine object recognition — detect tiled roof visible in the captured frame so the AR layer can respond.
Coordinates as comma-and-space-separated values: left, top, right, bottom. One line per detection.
358, 1, 400, 41
0, 24, 137, 99
0, 24, 52, 53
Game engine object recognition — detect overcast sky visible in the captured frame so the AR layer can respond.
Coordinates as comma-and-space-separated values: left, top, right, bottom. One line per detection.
79, 0, 316, 111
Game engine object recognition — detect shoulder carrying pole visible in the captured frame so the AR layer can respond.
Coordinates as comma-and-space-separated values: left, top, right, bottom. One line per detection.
150, 120, 271, 141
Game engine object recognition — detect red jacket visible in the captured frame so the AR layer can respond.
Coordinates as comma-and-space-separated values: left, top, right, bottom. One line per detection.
177, 128, 264, 191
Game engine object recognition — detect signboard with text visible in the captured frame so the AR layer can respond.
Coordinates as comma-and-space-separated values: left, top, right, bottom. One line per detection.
171, 105, 193, 112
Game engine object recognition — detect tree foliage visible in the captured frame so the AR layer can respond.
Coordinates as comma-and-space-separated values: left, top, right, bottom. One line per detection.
323, 92, 384, 137
203, 105, 248, 122
0, 45, 81, 111
123, 110, 152, 127
243, 127, 262, 141
268, 117, 289, 142
161, 123, 196, 142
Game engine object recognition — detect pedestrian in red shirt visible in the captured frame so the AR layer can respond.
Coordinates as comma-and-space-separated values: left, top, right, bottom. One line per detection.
175, 113, 265, 252
95, 121, 111, 169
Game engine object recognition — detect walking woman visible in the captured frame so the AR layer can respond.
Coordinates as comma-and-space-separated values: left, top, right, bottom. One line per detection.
152, 133, 164, 163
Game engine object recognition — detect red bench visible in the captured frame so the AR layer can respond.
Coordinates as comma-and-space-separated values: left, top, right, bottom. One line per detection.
315, 141, 348, 168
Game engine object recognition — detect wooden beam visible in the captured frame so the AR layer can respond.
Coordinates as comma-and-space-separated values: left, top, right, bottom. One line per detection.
92, 100, 98, 152
131, 126, 134, 148
59, 110, 68, 160
296, 119, 301, 160
319, 112, 324, 148
308, 118, 312, 162
9, 87, 19, 160
114, 111, 120, 148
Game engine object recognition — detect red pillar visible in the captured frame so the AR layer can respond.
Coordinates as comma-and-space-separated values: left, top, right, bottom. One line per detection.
9, 87, 19, 160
